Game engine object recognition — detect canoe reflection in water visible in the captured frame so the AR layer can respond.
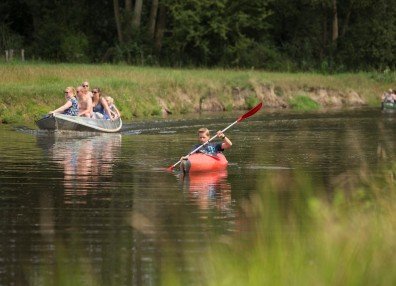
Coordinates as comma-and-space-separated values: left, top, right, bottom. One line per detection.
179, 170, 231, 211
37, 133, 122, 204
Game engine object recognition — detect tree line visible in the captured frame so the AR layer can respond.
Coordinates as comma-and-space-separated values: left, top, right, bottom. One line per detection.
1, 0, 395, 71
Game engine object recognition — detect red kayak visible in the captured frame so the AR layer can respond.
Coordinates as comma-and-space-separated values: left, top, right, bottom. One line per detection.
182, 153, 228, 172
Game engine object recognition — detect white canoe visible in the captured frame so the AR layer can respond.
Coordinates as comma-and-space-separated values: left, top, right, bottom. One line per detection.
36, 113, 122, 133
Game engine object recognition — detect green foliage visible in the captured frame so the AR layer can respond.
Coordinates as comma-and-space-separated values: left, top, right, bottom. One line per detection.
198, 164, 396, 286
288, 94, 320, 111
245, 95, 260, 109
0, 109, 18, 124
165, 0, 273, 67
151, 106, 162, 116
60, 32, 89, 62
0, 23, 24, 51
1, 0, 395, 70
368, 69, 396, 83
335, 0, 396, 70
0, 63, 389, 125
224, 103, 233, 111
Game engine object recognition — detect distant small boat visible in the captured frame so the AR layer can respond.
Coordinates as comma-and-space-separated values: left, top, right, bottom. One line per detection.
381, 102, 396, 109
36, 113, 122, 133
381, 102, 396, 110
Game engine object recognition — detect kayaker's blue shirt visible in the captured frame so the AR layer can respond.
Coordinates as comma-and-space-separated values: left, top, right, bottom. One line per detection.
193, 142, 224, 155
64, 97, 79, 116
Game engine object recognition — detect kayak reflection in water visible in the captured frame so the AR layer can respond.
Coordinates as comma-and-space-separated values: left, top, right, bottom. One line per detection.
180, 127, 232, 173
179, 169, 232, 211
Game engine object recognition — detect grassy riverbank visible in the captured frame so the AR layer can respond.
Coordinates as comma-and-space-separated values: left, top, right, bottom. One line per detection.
0, 62, 392, 125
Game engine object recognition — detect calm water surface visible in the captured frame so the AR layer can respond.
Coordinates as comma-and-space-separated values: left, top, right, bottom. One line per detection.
0, 108, 395, 285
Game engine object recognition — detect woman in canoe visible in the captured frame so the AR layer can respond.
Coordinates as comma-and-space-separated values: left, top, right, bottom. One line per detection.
91, 87, 113, 120
49, 87, 79, 116
180, 128, 232, 173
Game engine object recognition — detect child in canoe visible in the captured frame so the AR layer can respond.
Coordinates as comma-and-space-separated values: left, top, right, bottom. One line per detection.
180, 127, 232, 172
49, 87, 79, 116
105, 96, 121, 119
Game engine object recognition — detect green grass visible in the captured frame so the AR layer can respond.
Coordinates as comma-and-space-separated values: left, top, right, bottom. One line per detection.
0, 62, 390, 124
288, 94, 320, 111
197, 165, 396, 286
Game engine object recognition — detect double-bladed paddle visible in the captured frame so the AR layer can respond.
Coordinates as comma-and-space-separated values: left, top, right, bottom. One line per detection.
166, 102, 263, 171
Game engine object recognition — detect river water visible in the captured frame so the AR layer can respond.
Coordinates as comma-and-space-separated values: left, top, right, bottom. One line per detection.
0, 107, 395, 285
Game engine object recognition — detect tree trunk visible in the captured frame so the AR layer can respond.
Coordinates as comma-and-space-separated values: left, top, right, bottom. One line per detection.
332, 0, 338, 43
125, 0, 133, 11
124, 0, 134, 41
148, 0, 159, 39
341, 1, 354, 37
154, 4, 167, 53
132, 0, 144, 29
321, 4, 328, 59
113, 0, 124, 43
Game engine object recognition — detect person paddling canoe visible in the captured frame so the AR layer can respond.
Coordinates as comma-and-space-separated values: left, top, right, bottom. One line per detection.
180, 128, 232, 173
48, 87, 79, 116
167, 102, 262, 172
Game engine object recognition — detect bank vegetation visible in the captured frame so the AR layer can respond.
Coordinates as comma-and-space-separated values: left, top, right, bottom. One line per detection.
0, 63, 394, 125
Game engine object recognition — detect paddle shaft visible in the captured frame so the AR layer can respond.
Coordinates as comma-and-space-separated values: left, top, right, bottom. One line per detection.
167, 102, 263, 171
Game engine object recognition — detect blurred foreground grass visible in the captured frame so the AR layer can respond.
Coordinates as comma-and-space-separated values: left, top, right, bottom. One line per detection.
26, 162, 396, 285
199, 164, 396, 286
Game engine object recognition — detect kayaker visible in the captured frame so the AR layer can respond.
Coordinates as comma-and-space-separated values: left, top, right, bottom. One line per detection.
48, 87, 79, 116
180, 128, 232, 172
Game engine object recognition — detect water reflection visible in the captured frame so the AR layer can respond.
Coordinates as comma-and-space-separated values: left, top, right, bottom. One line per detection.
178, 170, 232, 211
2, 108, 394, 285
37, 133, 122, 204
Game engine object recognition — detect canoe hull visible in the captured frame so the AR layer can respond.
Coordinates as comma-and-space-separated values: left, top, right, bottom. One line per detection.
381, 102, 396, 110
36, 114, 122, 133
183, 153, 228, 173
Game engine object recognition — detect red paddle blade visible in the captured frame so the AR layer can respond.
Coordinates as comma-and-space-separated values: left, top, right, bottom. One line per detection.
237, 102, 263, 122
166, 159, 182, 171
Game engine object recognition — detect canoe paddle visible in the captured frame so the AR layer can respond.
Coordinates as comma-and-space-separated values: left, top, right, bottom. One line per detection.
166, 101, 263, 171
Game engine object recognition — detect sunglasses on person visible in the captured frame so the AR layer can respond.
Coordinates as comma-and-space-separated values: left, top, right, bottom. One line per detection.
82, 84, 89, 87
